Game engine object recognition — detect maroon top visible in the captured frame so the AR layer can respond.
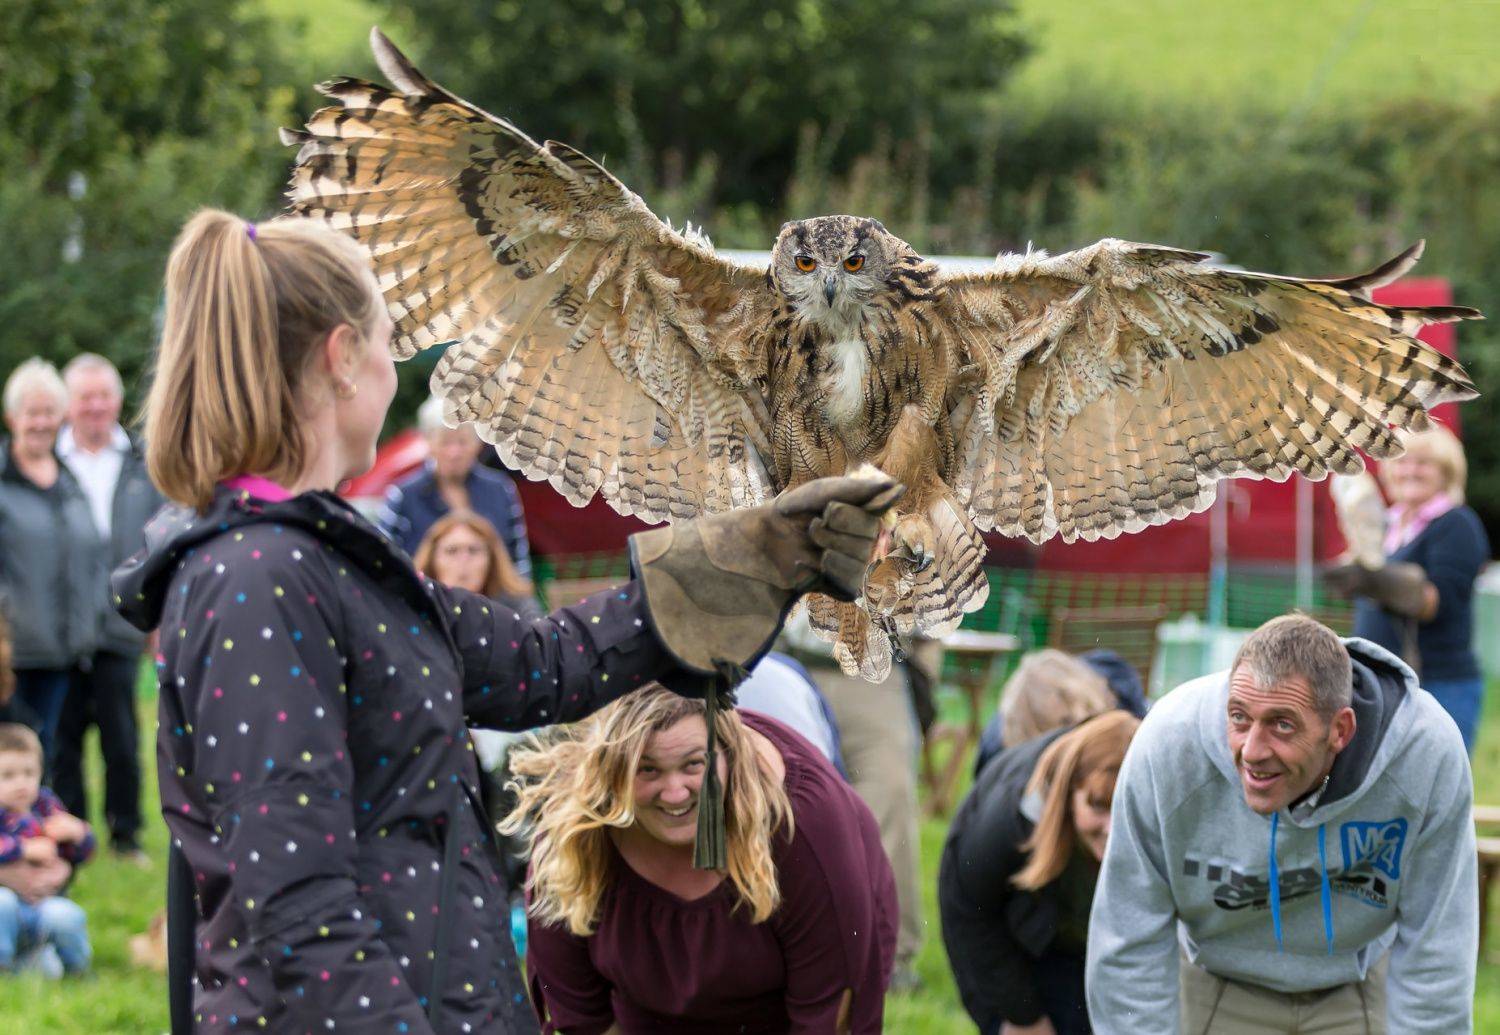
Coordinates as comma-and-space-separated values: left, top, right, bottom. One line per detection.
527, 711, 896, 1034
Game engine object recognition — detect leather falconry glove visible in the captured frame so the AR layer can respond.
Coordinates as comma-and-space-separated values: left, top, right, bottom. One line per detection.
630, 473, 905, 676
1323, 561, 1431, 619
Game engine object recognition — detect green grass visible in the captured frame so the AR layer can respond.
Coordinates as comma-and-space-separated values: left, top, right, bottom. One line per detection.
6, 664, 1500, 1031
1006, 0, 1500, 114
257, 0, 1500, 119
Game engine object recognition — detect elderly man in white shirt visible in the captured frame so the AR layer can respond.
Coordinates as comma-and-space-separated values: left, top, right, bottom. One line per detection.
53, 354, 162, 864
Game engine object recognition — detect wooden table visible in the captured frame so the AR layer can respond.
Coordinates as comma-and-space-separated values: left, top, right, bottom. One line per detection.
921, 630, 1021, 817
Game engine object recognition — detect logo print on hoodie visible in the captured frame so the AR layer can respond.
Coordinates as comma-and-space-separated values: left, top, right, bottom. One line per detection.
1183, 842, 1398, 912
1340, 818, 1407, 881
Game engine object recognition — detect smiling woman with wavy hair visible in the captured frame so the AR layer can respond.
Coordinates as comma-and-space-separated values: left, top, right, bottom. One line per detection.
506, 684, 897, 1034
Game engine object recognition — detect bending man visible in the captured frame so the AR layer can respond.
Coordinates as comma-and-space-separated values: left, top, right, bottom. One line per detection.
1087, 613, 1475, 1034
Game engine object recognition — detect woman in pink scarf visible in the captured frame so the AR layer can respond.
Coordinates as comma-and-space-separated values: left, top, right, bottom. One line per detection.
1345, 425, 1490, 749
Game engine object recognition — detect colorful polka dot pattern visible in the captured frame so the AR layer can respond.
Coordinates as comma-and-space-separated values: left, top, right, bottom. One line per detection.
126, 490, 681, 1033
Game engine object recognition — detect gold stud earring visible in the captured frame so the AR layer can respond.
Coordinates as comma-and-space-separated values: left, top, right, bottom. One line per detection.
335, 378, 358, 400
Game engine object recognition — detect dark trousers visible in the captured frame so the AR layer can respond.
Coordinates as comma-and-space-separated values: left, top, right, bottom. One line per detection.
1036, 947, 1091, 1035
53, 650, 142, 845
14, 668, 71, 766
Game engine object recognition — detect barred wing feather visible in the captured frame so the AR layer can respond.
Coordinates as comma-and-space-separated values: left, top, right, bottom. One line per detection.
282, 29, 778, 522
941, 239, 1478, 544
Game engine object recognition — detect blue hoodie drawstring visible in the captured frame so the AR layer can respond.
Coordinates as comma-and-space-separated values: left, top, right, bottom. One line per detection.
1268, 812, 1284, 952
1317, 823, 1336, 955
1268, 812, 1337, 956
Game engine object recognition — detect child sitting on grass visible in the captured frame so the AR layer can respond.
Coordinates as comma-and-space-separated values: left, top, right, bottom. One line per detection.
0, 722, 93, 976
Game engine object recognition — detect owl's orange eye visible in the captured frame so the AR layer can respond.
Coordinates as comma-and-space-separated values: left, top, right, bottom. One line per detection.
844, 255, 865, 272
795, 255, 817, 272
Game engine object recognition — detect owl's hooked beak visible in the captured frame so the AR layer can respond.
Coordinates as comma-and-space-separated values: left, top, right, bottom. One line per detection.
822, 275, 838, 306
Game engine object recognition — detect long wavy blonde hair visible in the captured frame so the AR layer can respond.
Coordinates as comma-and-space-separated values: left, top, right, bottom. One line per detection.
504, 685, 793, 936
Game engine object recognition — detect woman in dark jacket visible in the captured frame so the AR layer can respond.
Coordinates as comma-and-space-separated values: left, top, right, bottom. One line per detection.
939, 712, 1139, 1035
0, 359, 107, 761
116, 210, 893, 1034
1341, 424, 1490, 750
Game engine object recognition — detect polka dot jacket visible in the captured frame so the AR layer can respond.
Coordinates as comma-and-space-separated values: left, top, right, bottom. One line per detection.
113, 488, 689, 1034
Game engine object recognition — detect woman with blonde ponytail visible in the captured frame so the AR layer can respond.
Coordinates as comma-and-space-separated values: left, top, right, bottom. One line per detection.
939, 711, 1141, 1035
111, 210, 892, 1034
511, 684, 896, 1034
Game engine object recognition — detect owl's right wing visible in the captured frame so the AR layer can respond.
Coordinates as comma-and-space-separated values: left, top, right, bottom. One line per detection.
936, 238, 1477, 544
282, 30, 780, 522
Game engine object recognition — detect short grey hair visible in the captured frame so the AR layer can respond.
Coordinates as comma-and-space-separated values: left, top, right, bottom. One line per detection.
1230, 614, 1352, 720
61, 352, 124, 399
3, 358, 68, 417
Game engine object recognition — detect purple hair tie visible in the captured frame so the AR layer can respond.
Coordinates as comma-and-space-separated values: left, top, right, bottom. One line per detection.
245, 222, 258, 242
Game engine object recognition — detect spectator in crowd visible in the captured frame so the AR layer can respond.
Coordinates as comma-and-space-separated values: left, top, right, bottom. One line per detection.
379, 395, 532, 575
114, 209, 892, 1032
0, 359, 106, 763
941, 711, 1140, 1035
733, 650, 845, 773
412, 508, 541, 620
514, 684, 895, 1033
1333, 424, 1490, 750
53, 353, 163, 864
0, 723, 94, 976
975, 648, 1150, 775
0, 617, 64, 921
0, 614, 39, 735
781, 610, 928, 992
1087, 614, 1475, 1034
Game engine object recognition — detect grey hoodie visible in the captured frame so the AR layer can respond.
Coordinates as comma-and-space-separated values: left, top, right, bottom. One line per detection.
1087, 638, 1475, 1034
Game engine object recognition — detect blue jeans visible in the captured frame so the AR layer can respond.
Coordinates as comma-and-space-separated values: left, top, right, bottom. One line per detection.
14, 668, 72, 766
0, 886, 91, 974
1423, 676, 1484, 753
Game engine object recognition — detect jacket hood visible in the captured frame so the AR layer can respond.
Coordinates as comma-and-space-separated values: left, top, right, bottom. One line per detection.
1193, 635, 1421, 957
1198, 635, 1416, 823
113, 487, 421, 633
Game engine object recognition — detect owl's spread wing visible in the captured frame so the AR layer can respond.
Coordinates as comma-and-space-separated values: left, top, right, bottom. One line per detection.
938, 239, 1478, 544
282, 30, 779, 521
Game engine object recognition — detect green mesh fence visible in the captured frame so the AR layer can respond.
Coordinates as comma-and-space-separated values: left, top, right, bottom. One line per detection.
531, 553, 1352, 690
532, 551, 633, 610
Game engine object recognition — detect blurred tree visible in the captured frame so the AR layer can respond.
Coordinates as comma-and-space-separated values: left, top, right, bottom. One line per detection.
0, 0, 300, 396
377, 0, 1029, 222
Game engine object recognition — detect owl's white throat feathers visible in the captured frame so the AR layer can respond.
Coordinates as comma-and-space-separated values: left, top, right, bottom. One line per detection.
823, 335, 870, 426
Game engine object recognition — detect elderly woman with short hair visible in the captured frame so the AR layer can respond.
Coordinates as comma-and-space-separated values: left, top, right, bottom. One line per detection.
1341, 424, 1490, 749
0, 359, 106, 762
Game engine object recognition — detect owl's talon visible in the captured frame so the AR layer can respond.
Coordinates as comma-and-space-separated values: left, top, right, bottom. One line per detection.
891, 514, 936, 572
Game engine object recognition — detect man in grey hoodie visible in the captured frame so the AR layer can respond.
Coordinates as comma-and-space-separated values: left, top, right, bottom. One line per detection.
1087, 614, 1475, 1034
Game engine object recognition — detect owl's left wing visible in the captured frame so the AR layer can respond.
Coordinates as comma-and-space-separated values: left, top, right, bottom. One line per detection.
282, 30, 779, 522
936, 238, 1478, 544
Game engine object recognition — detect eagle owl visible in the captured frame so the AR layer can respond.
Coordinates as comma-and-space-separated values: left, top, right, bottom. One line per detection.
283, 31, 1478, 679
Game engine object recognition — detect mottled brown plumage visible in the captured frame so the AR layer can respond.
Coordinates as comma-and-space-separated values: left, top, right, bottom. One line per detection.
282, 31, 1479, 678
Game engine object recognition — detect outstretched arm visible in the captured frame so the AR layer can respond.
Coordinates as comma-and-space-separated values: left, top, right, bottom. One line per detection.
1386, 718, 1476, 1031
1086, 735, 1180, 1035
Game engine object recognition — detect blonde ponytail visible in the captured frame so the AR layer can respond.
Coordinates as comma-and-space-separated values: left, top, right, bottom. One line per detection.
145, 209, 381, 510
